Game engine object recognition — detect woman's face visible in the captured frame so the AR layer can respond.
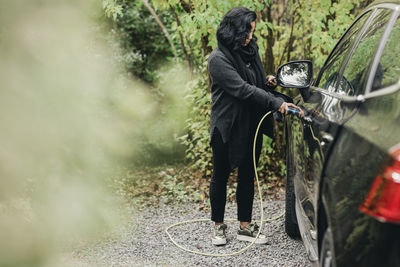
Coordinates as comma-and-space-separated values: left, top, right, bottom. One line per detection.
243, 21, 256, 46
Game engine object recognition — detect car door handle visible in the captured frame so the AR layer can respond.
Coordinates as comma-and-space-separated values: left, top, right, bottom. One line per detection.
321, 132, 333, 146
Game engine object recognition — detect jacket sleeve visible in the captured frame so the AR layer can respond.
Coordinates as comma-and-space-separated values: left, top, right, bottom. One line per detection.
208, 53, 284, 111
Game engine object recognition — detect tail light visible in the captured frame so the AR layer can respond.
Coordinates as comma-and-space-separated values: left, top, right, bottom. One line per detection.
360, 144, 400, 224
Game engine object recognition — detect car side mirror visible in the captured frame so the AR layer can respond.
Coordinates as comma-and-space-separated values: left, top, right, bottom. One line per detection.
276, 60, 313, 89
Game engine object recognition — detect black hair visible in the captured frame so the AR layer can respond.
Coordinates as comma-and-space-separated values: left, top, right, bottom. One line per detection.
216, 6, 257, 51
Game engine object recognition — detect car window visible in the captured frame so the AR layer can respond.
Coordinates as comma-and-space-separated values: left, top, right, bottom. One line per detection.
370, 15, 400, 91
341, 9, 392, 95
316, 11, 372, 90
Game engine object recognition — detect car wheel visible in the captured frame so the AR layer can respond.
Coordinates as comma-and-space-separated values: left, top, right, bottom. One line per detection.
320, 227, 334, 267
285, 140, 300, 238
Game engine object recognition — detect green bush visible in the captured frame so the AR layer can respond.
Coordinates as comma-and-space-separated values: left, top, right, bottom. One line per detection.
103, 0, 366, 177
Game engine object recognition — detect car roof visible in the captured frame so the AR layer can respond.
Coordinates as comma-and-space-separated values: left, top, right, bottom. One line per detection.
368, 0, 400, 8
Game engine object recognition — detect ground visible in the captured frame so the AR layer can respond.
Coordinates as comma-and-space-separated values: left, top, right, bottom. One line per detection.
67, 165, 311, 266
71, 201, 310, 266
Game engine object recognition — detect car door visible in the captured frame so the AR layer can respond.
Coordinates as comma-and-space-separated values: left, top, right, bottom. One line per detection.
287, 7, 394, 262
319, 7, 400, 267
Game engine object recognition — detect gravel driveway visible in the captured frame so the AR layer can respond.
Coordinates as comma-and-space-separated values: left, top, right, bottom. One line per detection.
72, 200, 311, 266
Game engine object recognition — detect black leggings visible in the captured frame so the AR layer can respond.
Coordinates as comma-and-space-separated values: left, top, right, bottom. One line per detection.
209, 128, 262, 223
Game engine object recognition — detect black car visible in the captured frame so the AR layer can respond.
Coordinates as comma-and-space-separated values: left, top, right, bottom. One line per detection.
275, 1, 400, 266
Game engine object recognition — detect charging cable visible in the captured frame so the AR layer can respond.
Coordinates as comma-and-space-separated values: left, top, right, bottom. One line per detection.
165, 111, 287, 257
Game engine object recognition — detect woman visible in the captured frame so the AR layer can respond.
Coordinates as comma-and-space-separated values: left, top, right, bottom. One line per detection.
207, 6, 299, 246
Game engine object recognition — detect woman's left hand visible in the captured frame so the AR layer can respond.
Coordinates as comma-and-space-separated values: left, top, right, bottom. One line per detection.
266, 75, 277, 87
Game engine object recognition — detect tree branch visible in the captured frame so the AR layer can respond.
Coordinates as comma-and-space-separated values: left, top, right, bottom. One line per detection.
142, 0, 178, 59
261, 3, 275, 74
170, 4, 193, 74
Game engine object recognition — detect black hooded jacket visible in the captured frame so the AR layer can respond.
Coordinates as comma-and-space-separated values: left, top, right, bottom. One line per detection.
208, 39, 289, 169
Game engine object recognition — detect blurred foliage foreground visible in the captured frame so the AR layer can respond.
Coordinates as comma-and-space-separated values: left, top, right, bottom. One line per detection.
0, 0, 190, 266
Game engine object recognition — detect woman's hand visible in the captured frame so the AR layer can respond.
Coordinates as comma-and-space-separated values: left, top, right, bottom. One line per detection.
266, 75, 277, 87
278, 102, 304, 117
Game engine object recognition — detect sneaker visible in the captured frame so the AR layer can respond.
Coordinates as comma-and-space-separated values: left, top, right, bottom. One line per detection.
212, 223, 227, 246
237, 222, 268, 244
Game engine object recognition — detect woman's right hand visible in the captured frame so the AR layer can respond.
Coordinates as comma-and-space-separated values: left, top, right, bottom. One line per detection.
278, 102, 304, 116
